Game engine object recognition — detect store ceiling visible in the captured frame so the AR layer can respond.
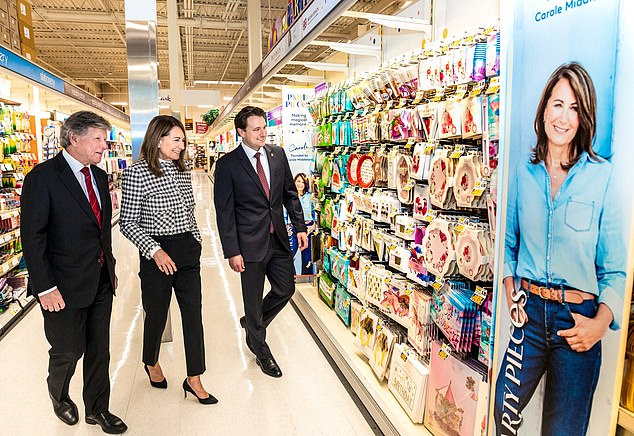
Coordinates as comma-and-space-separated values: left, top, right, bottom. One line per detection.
29, 0, 401, 109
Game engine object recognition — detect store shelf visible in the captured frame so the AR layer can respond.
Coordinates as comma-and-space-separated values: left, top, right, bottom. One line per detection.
619, 407, 634, 434
292, 283, 432, 436
0, 290, 35, 339
0, 253, 22, 275
0, 229, 20, 248
0, 209, 20, 220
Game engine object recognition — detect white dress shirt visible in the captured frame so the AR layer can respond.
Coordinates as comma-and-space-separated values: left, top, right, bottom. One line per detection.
62, 149, 102, 208
241, 142, 271, 188
40, 150, 103, 296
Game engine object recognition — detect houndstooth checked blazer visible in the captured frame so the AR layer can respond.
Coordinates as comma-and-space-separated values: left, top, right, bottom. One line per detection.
119, 159, 201, 259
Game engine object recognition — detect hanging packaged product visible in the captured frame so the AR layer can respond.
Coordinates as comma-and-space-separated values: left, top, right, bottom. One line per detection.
388, 343, 429, 423
425, 341, 489, 436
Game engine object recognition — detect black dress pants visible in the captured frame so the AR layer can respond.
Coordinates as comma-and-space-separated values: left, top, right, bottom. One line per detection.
139, 233, 205, 376
241, 234, 295, 359
42, 265, 113, 416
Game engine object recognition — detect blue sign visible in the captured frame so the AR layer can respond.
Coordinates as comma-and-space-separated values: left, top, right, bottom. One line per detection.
0, 47, 65, 93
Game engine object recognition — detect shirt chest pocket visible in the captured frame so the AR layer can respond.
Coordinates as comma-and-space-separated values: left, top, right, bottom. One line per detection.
564, 199, 594, 232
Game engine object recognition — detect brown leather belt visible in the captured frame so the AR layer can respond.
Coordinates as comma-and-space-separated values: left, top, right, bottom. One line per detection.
521, 279, 595, 304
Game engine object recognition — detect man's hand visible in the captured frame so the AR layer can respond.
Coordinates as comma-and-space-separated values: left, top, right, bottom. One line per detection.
153, 249, 177, 275
558, 303, 612, 352
297, 232, 309, 251
39, 288, 65, 312
229, 254, 245, 273
114, 274, 119, 290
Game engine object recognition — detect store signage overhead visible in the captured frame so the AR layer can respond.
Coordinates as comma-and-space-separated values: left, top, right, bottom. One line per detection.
0, 47, 65, 93
62, 82, 130, 123
263, 0, 343, 76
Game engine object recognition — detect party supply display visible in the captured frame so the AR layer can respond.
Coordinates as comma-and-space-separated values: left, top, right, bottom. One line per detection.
306, 24, 500, 434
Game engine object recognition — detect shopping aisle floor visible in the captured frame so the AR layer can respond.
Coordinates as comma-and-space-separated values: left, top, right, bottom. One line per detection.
0, 172, 376, 436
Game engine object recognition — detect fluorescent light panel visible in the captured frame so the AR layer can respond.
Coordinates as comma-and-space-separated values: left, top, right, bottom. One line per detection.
287, 61, 348, 72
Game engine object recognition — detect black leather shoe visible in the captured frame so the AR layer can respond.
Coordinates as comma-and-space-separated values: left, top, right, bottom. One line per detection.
50, 393, 79, 426
85, 411, 128, 434
256, 356, 283, 378
239, 316, 257, 355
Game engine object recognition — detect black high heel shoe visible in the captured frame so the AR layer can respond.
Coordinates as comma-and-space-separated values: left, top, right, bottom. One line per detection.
182, 379, 218, 405
144, 364, 167, 389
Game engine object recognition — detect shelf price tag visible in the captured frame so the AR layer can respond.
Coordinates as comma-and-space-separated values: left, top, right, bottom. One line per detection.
439, 343, 452, 360
431, 276, 445, 291
471, 286, 488, 305
486, 76, 501, 95
424, 143, 435, 154
450, 144, 465, 159
471, 178, 489, 197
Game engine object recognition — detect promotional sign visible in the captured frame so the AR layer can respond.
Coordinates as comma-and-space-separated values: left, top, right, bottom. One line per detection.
195, 122, 208, 134
282, 86, 316, 276
184, 118, 193, 131
492, 2, 632, 435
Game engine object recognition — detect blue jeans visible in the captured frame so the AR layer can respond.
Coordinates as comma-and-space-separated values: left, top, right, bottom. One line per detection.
494, 287, 601, 436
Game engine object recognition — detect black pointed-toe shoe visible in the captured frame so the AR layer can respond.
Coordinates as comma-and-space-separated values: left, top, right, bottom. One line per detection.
182, 379, 218, 405
144, 364, 167, 389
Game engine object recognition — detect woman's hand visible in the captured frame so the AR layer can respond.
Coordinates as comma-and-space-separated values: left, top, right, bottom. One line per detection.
153, 249, 177, 275
558, 303, 613, 352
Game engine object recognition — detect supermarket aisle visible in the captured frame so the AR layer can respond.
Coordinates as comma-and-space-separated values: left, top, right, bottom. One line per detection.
0, 172, 375, 436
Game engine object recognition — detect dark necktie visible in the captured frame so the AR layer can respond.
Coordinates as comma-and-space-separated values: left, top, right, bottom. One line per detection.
80, 167, 105, 264
80, 167, 102, 227
255, 152, 274, 234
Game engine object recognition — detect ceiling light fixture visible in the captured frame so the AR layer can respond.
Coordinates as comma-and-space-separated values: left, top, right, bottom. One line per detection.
341, 11, 431, 32
110, 102, 128, 106
193, 80, 244, 85
400, 1, 412, 9
309, 40, 381, 57
287, 61, 348, 72
272, 74, 325, 83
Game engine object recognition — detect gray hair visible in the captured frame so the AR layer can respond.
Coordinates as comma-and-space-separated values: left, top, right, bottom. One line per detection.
60, 111, 112, 148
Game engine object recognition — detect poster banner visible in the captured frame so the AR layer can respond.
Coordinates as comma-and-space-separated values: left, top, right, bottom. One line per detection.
492, 1, 632, 435
281, 86, 316, 276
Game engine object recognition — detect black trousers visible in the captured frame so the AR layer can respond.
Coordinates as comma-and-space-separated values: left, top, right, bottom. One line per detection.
241, 234, 295, 359
139, 233, 205, 376
42, 265, 113, 416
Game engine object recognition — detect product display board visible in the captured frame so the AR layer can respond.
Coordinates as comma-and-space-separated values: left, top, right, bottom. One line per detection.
307, 24, 499, 435
493, 1, 634, 436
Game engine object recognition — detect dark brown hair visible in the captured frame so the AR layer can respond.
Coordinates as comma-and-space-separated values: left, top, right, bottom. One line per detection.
294, 172, 310, 196
234, 106, 266, 132
140, 115, 188, 177
531, 62, 599, 168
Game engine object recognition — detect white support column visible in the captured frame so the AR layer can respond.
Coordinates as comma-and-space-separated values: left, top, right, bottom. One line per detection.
247, 0, 262, 75
167, 0, 185, 120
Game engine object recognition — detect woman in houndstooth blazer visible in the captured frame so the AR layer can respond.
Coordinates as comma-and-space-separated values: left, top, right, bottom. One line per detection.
120, 115, 217, 405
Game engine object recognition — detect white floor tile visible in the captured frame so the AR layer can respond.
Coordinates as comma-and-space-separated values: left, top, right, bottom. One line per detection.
0, 172, 374, 436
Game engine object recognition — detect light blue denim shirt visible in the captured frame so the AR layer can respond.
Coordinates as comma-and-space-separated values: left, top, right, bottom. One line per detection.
504, 152, 626, 330
300, 192, 315, 222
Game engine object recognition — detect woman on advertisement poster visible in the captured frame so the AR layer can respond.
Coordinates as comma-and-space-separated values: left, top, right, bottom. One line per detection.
294, 172, 316, 275
493, 63, 626, 435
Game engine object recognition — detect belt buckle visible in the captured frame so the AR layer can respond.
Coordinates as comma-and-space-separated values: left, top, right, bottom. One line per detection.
538, 286, 562, 303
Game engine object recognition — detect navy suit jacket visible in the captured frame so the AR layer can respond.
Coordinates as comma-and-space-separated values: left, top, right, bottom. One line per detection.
214, 144, 306, 262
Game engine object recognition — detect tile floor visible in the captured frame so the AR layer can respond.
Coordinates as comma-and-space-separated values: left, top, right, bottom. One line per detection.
0, 172, 375, 436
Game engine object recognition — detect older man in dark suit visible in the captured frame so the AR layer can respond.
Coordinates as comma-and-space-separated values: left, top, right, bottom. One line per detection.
214, 106, 307, 378
21, 111, 127, 434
